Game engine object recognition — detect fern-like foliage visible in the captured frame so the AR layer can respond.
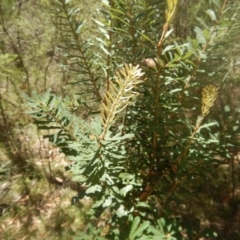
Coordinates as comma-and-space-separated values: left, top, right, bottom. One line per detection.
24, 90, 98, 157
24, 0, 240, 239
100, 64, 144, 139
52, 0, 103, 105
24, 65, 143, 230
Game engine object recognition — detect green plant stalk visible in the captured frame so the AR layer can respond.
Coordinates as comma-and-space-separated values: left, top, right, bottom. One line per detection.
177, 115, 204, 166
139, 1, 178, 202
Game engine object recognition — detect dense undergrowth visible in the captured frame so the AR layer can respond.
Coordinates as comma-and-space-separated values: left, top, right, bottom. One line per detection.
0, 0, 100, 239
0, 0, 240, 239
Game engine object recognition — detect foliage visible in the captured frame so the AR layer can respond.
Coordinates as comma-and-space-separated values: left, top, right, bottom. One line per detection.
19, 0, 240, 239
0, 0, 94, 239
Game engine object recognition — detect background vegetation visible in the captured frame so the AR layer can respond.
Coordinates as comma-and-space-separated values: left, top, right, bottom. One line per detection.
0, 0, 239, 239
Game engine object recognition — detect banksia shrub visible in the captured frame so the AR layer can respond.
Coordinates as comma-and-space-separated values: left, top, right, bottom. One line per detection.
24, 0, 240, 239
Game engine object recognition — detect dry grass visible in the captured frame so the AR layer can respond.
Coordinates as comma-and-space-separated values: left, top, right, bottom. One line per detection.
0, 134, 91, 240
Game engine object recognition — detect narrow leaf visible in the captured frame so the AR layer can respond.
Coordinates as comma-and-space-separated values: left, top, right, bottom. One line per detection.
129, 217, 141, 240
206, 9, 217, 21
131, 221, 150, 239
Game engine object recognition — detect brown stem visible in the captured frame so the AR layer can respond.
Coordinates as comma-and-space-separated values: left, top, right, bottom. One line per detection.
0, 5, 30, 94
138, 13, 172, 202
60, 0, 102, 101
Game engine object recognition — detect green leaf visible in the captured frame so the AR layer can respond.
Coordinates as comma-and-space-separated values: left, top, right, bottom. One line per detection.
224, 105, 230, 112
130, 220, 150, 240
164, 29, 174, 39
206, 9, 217, 21
99, 45, 110, 55
86, 185, 102, 194
146, 225, 164, 236
129, 216, 141, 240
212, 0, 221, 8
120, 185, 133, 196
194, 26, 207, 45
136, 202, 151, 209
138, 31, 155, 43
157, 218, 165, 233
162, 45, 175, 54
91, 200, 106, 212
75, 20, 85, 34
102, 197, 112, 208
71, 175, 85, 182
119, 173, 135, 180
233, 126, 239, 131
93, 19, 105, 27
116, 204, 129, 217
101, 0, 109, 5
199, 121, 219, 131
169, 88, 182, 94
